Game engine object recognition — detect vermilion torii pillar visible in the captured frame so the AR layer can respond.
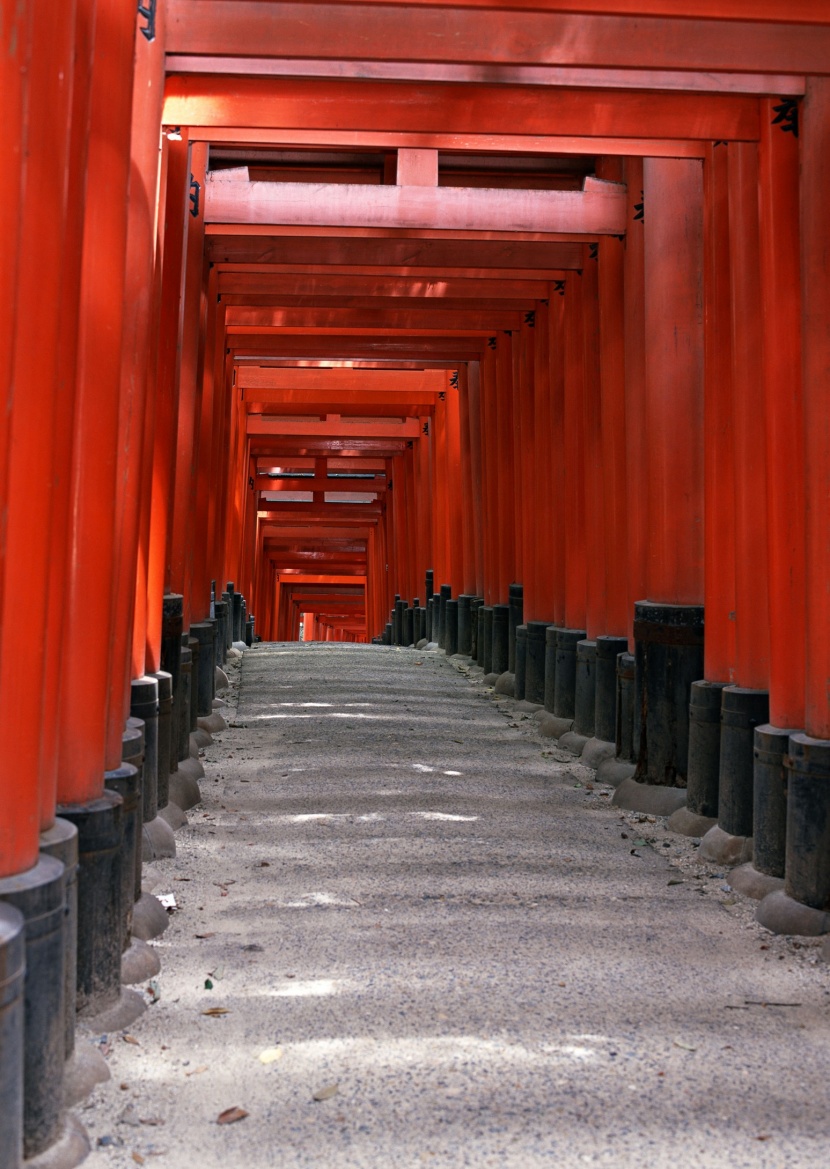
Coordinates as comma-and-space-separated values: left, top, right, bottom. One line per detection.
619, 157, 705, 812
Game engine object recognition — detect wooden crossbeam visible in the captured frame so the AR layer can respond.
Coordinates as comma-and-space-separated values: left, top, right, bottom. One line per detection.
166, 5, 830, 73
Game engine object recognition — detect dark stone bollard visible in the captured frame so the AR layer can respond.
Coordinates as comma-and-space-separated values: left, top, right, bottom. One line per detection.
616, 652, 636, 762
469, 598, 482, 660
404, 606, 414, 647
457, 595, 473, 656
0, 902, 25, 1169
544, 626, 559, 713
383, 623, 392, 645
554, 628, 586, 720
425, 570, 434, 608
223, 587, 234, 650
425, 599, 433, 643
685, 681, 729, 817
56, 792, 123, 1018
232, 591, 243, 642
573, 640, 597, 737
104, 761, 140, 952
190, 622, 216, 718
131, 676, 158, 825
154, 671, 173, 811
753, 725, 795, 879
245, 616, 254, 646
525, 622, 549, 706
508, 583, 523, 673
491, 604, 510, 676
38, 818, 79, 1062
514, 626, 527, 700
445, 600, 459, 656
123, 721, 145, 907
161, 593, 183, 775
784, 734, 830, 910
482, 606, 494, 673
0, 856, 66, 1159
432, 594, 441, 642
214, 600, 229, 666
188, 634, 199, 733
595, 636, 628, 743
438, 584, 452, 650
177, 642, 192, 763
633, 601, 704, 786
718, 686, 769, 838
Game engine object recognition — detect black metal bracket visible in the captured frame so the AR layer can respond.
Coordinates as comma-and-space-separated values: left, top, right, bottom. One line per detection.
487, 337, 497, 349
438, 391, 446, 400
553, 280, 566, 296
633, 191, 644, 223
422, 422, 430, 435
138, 0, 156, 42
449, 370, 459, 388
248, 476, 255, 490
406, 440, 413, 449
524, 310, 536, 327
772, 97, 799, 138
713, 140, 728, 148
189, 175, 201, 218
588, 243, 599, 261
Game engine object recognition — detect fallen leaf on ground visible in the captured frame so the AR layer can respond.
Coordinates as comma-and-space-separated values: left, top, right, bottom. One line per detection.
195, 933, 214, 939
204, 979, 213, 990
667, 879, 684, 886
185, 1065, 208, 1077
140, 1116, 164, 1127
673, 1039, 697, 1052
122, 1034, 140, 1046
132, 1154, 145, 1166
313, 1084, 340, 1102
201, 1007, 230, 1016
217, 1107, 249, 1125
258, 1047, 283, 1065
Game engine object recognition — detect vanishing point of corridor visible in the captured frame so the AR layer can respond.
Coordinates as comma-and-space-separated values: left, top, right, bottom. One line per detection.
83, 644, 830, 1169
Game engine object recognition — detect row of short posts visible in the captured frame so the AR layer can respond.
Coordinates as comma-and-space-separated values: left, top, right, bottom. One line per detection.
0, 584, 249, 1166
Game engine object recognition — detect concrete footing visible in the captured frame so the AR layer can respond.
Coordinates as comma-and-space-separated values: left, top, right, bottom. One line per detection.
215, 665, 229, 691
755, 889, 830, 936
121, 937, 161, 985
131, 892, 169, 941
169, 766, 202, 810
63, 1041, 110, 1108
198, 711, 227, 735
559, 730, 590, 756
612, 778, 687, 816
728, 863, 785, 901
158, 801, 188, 831
595, 758, 636, 788
79, 988, 145, 1033
535, 712, 573, 739
494, 671, 514, 696
23, 1112, 89, 1169
141, 816, 175, 861
191, 727, 213, 749
667, 806, 718, 838
580, 738, 616, 769
698, 824, 753, 867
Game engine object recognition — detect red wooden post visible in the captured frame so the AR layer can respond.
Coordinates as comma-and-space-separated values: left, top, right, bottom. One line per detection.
759, 100, 806, 732
643, 158, 705, 608
801, 78, 830, 741
57, 0, 138, 799
702, 142, 737, 686
581, 252, 606, 641
622, 157, 647, 649
563, 275, 587, 632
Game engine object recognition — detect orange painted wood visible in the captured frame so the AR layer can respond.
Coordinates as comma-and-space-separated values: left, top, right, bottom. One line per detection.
238, 367, 447, 391
547, 290, 567, 627
169, 0, 830, 19
146, 135, 191, 672
58, 0, 138, 798
563, 276, 587, 630
800, 77, 830, 740
581, 255, 605, 641
169, 141, 208, 630
758, 99, 806, 730
166, 73, 757, 143
165, 4, 830, 73
597, 233, 628, 638
702, 142, 737, 685
205, 175, 627, 236
622, 157, 646, 648
247, 416, 421, 439
221, 273, 552, 301
109, 3, 168, 763
495, 336, 516, 602
530, 299, 553, 621
642, 158, 704, 606
41, 0, 100, 822
0, 0, 66, 868
728, 142, 770, 692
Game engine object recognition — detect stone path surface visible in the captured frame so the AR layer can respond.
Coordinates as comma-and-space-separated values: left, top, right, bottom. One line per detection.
84, 643, 830, 1168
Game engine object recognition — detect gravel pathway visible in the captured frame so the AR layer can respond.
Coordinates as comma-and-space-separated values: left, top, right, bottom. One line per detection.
82, 642, 830, 1169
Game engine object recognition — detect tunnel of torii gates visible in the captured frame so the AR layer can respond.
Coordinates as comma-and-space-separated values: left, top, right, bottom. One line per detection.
3, 0, 830, 1163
